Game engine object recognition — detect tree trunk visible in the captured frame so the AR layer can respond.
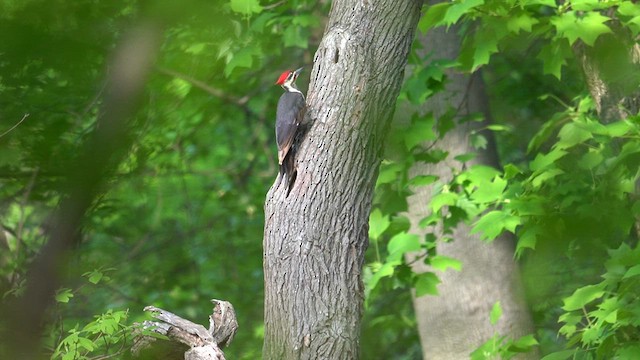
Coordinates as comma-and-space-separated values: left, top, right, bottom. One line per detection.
575, 31, 640, 125
404, 24, 536, 359
574, 25, 640, 237
1, 23, 162, 358
262, 0, 423, 359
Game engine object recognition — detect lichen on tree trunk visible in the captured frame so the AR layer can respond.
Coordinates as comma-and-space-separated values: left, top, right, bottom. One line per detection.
262, 0, 423, 359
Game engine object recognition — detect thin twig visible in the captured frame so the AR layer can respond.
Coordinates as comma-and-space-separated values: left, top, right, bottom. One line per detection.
156, 66, 250, 105
0, 113, 30, 139
263, 0, 286, 10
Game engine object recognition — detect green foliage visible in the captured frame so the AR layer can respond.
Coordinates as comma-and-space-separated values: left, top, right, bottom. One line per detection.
0, 0, 327, 358
471, 333, 539, 360
368, 0, 640, 358
457, 96, 640, 257
469, 302, 539, 359
52, 310, 130, 360
2, 0, 640, 358
540, 243, 640, 359
420, 0, 640, 79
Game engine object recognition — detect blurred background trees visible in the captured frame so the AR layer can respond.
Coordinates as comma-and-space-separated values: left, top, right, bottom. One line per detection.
0, 0, 639, 359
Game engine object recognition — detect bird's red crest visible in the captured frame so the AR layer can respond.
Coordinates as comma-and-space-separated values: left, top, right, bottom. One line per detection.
276, 71, 291, 85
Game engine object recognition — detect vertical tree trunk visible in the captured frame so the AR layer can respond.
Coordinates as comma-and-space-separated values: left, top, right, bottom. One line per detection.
2, 23, 161, 358
404, 24, 536, 359
574, 31, 640, 125
263, 0, 423, 359
574, 26, 640, 237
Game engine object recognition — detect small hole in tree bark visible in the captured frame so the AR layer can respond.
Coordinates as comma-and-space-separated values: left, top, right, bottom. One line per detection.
333, 49, 339, 63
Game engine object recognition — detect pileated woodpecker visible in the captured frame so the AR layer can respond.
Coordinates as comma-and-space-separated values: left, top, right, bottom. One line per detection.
275, 67, 306, 191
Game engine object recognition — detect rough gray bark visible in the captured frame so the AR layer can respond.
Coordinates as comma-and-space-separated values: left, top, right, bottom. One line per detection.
403, 24, 535, 359
262, 0, 423, 359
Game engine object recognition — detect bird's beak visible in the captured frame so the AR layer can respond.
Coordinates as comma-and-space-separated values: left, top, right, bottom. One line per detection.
294, 67, 304, 76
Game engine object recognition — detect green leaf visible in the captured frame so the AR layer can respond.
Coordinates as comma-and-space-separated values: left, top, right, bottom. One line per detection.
489, 301, 502, 325
521, 0, 557, 7
529, 148, 568, 172
470, 175, 507, 204
429, 255, 462, 271
404, 114, 436, 150
408, 175, 439, 187
167, 78, 192, 99
616, 345, 640, 358
510, 334, 539, 352
443, 0, 485, 26
556, 122, 593, 149
458, 165, 501, 185
503, 163, 522, 180
537, 39, 571, 79
367, 261, 399, 294
582, 325, 599, 345
507, 13, 539, 34
606, 120, 634, 137
430, 192, 459, 213
77, 337, 95, 351
387, 232, 421, 262
369, 208, 390, 240
185, 43, 206, 55
623, 264, 640, 279
627, 15, 640, 35
454, 153, 477, 162
603, 308, 617, 323
516, 225, 540, 257
551, 11, 612, 46
415, 272, 440, 297
472, 210, 520, 241
376, 162, 402, 186
540, 350, 576, 360
419, 3, 450, 32
85, 270, 104, 284
577, 149, 603, 169
510, 197, 546, 216
470, 133, 488, 149
486, 124, 512, 132
527, 110, 567, 153
562, 284, 605, 311
224, 46, 259, 77
571, 0, 606, 11
459, 22, 505, 71
55, 288, 74, 303
531, 168, 564, 188
618, 2, 640, 17
229, 0, 262, 15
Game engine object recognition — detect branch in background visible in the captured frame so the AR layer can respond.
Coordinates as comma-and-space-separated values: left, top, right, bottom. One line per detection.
263, 0, 286, 10
0, 113, 29, 139
156, 66, 250, 106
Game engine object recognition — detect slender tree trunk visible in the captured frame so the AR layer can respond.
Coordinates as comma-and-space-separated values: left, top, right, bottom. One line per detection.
403, 24, 536, 359
262, 0, 423, 358
574, 25, 640, 237
575, 30, 640, 125
1, 23, 161, 358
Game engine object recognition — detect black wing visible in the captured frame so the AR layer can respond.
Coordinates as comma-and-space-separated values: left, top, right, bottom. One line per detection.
276, 92, 306, 173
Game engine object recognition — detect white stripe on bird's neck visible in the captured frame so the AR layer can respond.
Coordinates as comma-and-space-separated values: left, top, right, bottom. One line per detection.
283, 82, 303, 95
